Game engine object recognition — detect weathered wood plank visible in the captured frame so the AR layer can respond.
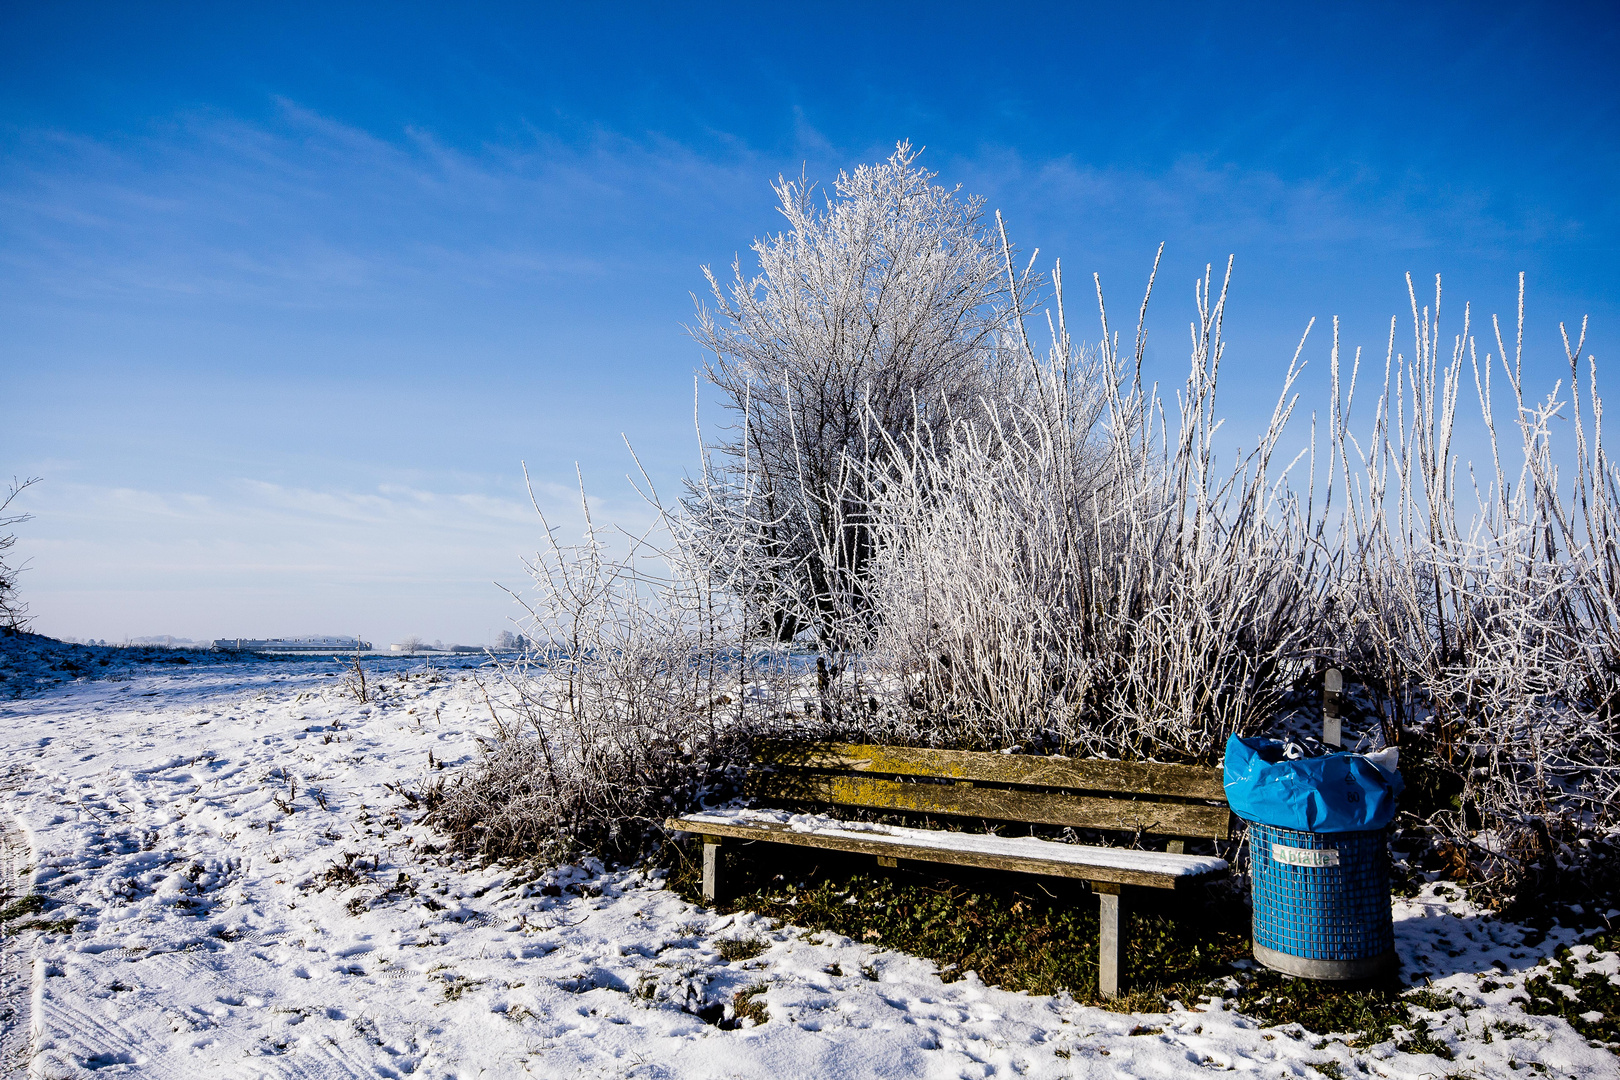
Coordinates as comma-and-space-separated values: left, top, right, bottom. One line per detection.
750, 773, 1232, 839
666, 816, 1221, 890
758, 742, 1225, 801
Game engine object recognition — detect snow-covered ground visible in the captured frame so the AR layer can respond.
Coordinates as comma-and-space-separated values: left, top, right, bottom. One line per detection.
0, 651, 1614, 1078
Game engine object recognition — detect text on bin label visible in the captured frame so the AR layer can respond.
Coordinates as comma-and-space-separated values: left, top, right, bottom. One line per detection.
1271, 843, 1341, 867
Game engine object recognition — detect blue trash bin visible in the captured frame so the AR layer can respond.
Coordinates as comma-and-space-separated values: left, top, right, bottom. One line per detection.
1223, 736, 1402, 980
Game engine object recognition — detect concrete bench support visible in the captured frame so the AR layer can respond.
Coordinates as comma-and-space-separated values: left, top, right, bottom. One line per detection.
1095, 883, 1127, 998
701, 835, 724, 904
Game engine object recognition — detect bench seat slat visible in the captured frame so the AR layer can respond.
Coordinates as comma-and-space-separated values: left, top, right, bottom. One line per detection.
669, 810, 1229, 890
762, 742, 1225, 800
752, 773, 1231, 839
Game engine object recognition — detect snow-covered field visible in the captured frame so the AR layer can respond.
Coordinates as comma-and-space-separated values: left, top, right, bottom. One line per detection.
0, 651, 1614, 1078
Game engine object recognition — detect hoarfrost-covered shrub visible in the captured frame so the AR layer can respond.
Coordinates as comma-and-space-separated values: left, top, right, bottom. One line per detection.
1325, 276, 1620, 903
443, 142, 1616, 903
430, 475, 798, 864
856, 257, 1326, 762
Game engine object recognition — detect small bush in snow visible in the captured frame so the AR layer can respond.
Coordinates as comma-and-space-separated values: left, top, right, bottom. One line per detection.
429, 477, 808, 865
0, 476, 40, 633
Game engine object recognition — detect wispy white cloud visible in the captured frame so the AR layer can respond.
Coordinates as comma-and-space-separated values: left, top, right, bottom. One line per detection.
0, 100, 780, 311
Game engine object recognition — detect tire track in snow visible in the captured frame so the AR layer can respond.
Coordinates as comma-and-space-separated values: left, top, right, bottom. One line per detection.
0, 767, 37, 1075
25, 990, 164, 1080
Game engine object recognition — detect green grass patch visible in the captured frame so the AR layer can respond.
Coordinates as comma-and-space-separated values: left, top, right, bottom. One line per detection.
0, 894, 45, 922
732, 981, 770, 1026
1522, 931, 1620, 1048
1394, 1025, 1456, 1059
670, 843, 1252, 1006
438, 972, 484, 1001
714, 935, 770, 962
1228, 971, 1475, 1055
1227, 969, 1409, 1046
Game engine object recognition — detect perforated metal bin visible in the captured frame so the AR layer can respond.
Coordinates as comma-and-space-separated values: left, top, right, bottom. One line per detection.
1248, 821, 1396, 980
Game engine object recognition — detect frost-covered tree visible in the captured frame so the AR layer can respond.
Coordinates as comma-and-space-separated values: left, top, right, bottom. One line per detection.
689, 142, 1036, 641
0, 477, 39, 633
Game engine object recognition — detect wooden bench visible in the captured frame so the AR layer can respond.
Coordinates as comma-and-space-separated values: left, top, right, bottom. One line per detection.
667, 742, 1233, 998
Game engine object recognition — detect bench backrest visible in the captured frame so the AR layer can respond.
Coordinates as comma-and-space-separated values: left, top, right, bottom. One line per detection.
753, 742, 1231, 840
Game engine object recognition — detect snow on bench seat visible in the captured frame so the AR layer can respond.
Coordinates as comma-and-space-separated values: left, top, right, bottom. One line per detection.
672, 807, 1229, 890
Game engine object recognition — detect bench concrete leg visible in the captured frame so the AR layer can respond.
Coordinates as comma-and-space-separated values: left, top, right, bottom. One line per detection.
1166, 840, 1185, 854
875, 855, 898, 869
1096, 884, 1127, 999
701, 836, 723, 904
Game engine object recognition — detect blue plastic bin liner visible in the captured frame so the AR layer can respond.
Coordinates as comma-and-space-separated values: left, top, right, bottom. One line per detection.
1222, 735, 1403, 833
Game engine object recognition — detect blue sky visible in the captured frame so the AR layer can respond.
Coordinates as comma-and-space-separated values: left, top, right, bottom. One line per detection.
3, 2, 1617, 645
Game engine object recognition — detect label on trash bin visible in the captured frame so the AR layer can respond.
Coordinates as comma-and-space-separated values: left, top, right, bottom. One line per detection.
1271, 843, 1340, 867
